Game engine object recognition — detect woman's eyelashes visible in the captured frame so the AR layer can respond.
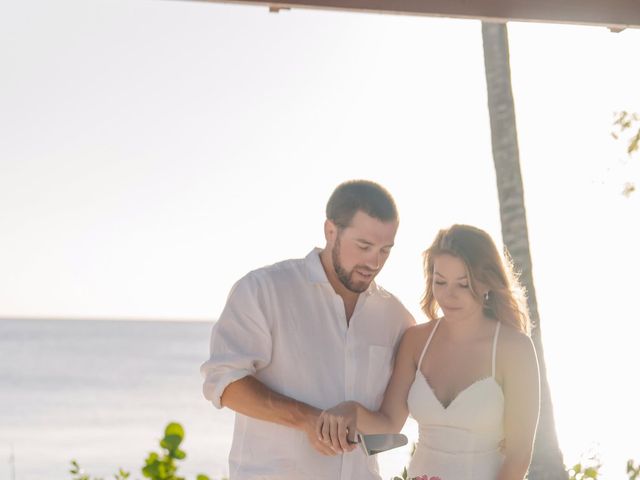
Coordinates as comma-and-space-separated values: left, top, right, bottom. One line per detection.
434, 280, 470, 288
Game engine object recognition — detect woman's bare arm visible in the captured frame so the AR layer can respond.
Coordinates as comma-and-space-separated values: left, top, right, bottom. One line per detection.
316, 323, 432, 452
497, 331, 540, 480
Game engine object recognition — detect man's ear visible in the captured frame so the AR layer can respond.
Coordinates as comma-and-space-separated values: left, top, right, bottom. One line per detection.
324, 219, 337, 244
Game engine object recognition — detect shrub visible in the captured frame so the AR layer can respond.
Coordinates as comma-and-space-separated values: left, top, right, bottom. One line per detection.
70, 422, 218, 480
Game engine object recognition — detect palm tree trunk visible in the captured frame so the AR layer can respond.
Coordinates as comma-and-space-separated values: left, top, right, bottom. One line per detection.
481, 21, 567, 480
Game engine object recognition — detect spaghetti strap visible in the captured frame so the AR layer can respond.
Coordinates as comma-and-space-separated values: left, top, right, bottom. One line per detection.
406, 320, 505, 479
417, 318, 442, 370
491, 322, 501, 378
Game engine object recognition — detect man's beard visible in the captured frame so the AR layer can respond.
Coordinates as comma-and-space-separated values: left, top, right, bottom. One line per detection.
331, 235, 376, 294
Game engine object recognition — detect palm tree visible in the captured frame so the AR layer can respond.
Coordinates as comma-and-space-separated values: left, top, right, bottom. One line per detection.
481, 22, 567, 480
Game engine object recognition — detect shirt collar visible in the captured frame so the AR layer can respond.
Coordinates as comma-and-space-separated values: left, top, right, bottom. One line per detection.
304, 248, 378, 296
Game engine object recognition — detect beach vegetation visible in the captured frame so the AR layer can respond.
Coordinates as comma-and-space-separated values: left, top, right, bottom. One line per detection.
612, 110, 640, 196
394, 448, 639, 480
69, 422, 223, 480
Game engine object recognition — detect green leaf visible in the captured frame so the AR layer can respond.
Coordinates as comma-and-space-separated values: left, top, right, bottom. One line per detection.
114, 469, 130, 480
162, 434, 183, 452
584, 467, 598, 478
165, 422, 185, 439
196, 475, 210, 480
144, 452, 159, 466
142, 463, 158, 479
628, 132, 640, 154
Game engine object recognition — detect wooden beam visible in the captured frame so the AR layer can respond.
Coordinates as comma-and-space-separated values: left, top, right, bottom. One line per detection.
181, 0, 640, 29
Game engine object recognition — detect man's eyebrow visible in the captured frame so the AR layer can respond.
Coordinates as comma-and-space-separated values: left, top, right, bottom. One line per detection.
355, 239, 395, 248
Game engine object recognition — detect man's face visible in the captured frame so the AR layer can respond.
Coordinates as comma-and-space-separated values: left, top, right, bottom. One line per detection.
329, 211, 398, 293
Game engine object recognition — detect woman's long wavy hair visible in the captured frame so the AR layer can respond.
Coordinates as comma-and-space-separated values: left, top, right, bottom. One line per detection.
420, 225, 531, 334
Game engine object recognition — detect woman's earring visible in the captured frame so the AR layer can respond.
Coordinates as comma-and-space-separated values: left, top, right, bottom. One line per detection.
484, 291, 490, 302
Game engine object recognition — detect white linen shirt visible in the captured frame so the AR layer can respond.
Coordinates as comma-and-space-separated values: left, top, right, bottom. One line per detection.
201, 248, 414, 480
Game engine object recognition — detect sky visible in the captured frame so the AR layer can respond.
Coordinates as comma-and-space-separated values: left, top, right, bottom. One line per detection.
1, 0, 639, 477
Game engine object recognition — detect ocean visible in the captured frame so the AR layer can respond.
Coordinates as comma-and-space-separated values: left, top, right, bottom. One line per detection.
0, 319, 414, 480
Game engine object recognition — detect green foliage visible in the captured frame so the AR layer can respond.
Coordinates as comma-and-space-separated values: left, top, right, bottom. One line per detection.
142, 422, 189, 480
567, 457, 601, 480
69, 459, 98, 480
70, 459, 130, 480
70, 422, 217, 480
68, 426, 639, 480
395, 446, 640, 480
391, 442, 416, 480
612, 110, 640, 196
613, 111, 640, 156
391, 466, 408, 480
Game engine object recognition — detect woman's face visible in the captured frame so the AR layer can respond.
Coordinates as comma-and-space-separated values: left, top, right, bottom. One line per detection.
432, 254, 485, 320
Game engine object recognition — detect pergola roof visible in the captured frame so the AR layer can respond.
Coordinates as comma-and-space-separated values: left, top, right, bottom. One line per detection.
184, 0, 640, 29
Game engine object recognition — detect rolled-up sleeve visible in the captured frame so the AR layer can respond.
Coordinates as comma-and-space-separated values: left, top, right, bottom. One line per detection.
200, 272, 273, 408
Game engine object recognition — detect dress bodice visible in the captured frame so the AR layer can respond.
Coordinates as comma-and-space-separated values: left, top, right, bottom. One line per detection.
406, 319, 505, 480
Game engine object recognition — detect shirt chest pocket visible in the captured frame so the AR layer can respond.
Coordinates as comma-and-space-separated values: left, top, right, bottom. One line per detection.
366, 345, 394, 409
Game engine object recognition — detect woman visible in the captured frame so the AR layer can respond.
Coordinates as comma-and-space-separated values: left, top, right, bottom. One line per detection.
317, 224, 540, 480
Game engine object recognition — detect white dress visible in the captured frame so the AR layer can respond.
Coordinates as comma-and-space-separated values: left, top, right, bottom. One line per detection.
406, 319, 505, 480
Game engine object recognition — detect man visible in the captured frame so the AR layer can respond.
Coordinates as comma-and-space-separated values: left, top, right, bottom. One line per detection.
201, 180, 415, 479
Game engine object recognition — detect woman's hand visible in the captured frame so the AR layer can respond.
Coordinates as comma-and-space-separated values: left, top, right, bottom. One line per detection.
316, 401, 359, 454
314, 324, 424, 454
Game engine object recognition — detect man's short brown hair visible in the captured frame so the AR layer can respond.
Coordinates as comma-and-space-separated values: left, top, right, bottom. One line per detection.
326, 180, 398, 228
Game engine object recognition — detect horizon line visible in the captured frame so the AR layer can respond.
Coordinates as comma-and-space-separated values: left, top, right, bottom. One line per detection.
0, 315, 216, 323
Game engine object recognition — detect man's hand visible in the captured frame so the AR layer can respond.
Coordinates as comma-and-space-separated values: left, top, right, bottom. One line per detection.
301, 410, 340, 456
316, 401, 359, 454
221, 376, 339, 456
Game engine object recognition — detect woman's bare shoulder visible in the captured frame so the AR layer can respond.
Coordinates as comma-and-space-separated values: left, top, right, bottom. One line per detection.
405, 319, 439, 339
499, 323, 534, 348
400, 320, 439, 355
498, 322, 537, 367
